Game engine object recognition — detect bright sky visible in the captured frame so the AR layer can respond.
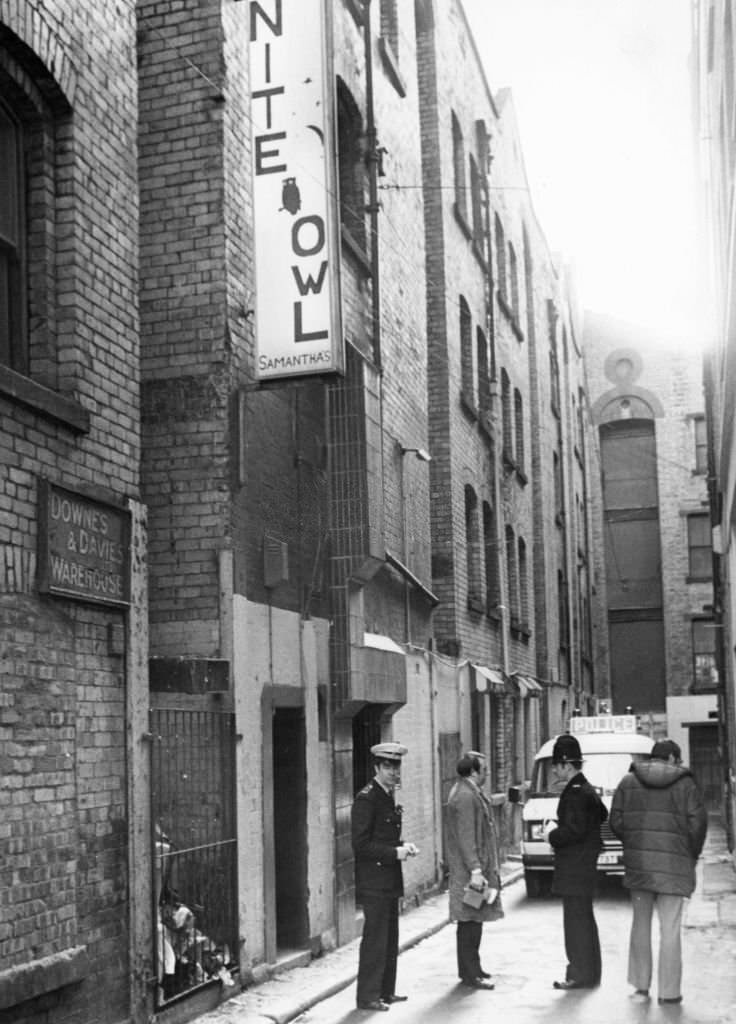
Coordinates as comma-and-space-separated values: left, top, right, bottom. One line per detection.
461, 0, 700, 342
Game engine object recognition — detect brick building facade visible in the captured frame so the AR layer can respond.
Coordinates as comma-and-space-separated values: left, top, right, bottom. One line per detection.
0, 1, 148, 1021
1, 2, 605, 1023
584, 313, 718, 800
693, 0, 736, 853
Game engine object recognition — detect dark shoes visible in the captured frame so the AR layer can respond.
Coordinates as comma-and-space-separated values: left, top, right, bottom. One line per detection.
357, 999, 390, 1011
461, 977, 495, 990
553, 979, 591, 990
382, 994, 408, 1003
659, 996, 683, 1004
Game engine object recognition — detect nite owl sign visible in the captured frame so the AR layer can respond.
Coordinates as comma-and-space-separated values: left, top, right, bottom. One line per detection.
250, 0, 343, 381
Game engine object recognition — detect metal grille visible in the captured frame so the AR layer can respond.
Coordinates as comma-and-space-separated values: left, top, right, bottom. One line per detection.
151, 708, 238, 1007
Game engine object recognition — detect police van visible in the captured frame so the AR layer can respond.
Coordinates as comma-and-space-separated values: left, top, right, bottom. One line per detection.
520, 715, 654, 897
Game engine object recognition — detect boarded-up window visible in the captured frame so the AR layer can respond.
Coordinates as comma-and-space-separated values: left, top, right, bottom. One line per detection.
609, 617, 666, 712
600, 421, 658, 509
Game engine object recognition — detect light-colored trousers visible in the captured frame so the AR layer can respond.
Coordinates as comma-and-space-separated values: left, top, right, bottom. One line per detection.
627, 889, 684, 1000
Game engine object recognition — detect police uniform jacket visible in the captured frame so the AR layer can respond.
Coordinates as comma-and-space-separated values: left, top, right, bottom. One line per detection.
351, 778, 404, 900
548, 771, 608, 895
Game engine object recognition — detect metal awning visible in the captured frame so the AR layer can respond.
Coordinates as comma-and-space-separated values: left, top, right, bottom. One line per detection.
472, 664, 508, 694
363, 632, 406, 655
512, 673, 543, 698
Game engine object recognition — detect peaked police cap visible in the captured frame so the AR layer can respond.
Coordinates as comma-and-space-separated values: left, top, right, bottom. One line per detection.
371, 742, 408, 761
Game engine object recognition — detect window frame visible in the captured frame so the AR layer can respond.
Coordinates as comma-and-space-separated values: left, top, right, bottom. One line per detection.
693, 414, 708, 475
0, 97, 27, 373
691, 617, 719, 692
687, 512, 713, 581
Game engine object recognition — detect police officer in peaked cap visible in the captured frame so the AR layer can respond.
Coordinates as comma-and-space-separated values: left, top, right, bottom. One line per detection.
351, 742, 419, 1011
545, 732, 608, 990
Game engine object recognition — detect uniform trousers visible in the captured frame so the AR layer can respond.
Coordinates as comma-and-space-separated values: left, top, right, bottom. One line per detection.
456, 920, 483, 980
356, 893, 399, 1004
627, 890, 684, 1000
562, 891, 601, 986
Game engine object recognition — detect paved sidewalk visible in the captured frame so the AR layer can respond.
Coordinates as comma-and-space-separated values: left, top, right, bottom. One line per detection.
195, 820, 736, 1024
193, 859, 523, 1024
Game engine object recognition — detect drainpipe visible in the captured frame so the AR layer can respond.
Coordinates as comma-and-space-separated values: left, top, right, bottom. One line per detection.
362, 0, 382, 372
482, 146, 508, 683
483, 137, 511, 809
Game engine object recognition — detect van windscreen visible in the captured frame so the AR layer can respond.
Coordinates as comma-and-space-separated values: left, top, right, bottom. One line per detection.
531, 752, 649, 797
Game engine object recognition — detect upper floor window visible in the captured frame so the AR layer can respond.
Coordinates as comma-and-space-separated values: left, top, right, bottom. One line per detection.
379, 0, 399, 55
459, 295, 473, 398
494, 213, 506, 300
687, 512, 713, 580
518, 536, 529, 627
547, 300, 561, 413
337, 80, 367, 254
692, 618, 718, 691
476, 326, 490, 416
506, 524, 518, 622
501, 368, 512, 457
558, 569, 570, 650
465, 485, 481, 605
470, 154, 483, 246
508, 241, 519, 318
483, 499, 500, 611
553, 449, 562, 522
514, 387, 524, 469
452, 112, 466, 223
0, 100, 26, 372
694, 415, 708, 474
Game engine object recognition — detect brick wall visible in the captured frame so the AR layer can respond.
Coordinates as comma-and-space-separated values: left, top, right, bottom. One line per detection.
137, 0, 232, 658
0, 1, 141, 1020
584, 314, 710, 708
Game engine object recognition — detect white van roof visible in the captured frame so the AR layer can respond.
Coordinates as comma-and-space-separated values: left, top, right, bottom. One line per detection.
535, 730, 654, 761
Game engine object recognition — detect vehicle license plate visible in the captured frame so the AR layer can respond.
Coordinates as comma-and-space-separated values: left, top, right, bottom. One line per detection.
597, 852, 619, 865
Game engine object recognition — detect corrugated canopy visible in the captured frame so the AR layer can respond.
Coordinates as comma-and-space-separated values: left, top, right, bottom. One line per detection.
472, 664, 508, 694
512, 673, 543, 698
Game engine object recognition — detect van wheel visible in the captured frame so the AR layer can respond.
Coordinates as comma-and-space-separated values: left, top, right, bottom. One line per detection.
524, 870, 549, 898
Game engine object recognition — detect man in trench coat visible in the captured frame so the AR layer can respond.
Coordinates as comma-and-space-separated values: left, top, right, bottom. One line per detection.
446, 751, 503, 989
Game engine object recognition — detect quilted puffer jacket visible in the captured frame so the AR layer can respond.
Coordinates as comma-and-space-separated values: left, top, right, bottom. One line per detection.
609, 760, 708, 896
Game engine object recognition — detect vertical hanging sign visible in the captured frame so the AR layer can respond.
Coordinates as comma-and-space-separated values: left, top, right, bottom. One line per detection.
250, 0, 343, 381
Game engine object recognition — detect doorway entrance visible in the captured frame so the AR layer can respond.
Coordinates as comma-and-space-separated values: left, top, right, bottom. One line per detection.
272, 706, 309, 953
689, 722, 721, 813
